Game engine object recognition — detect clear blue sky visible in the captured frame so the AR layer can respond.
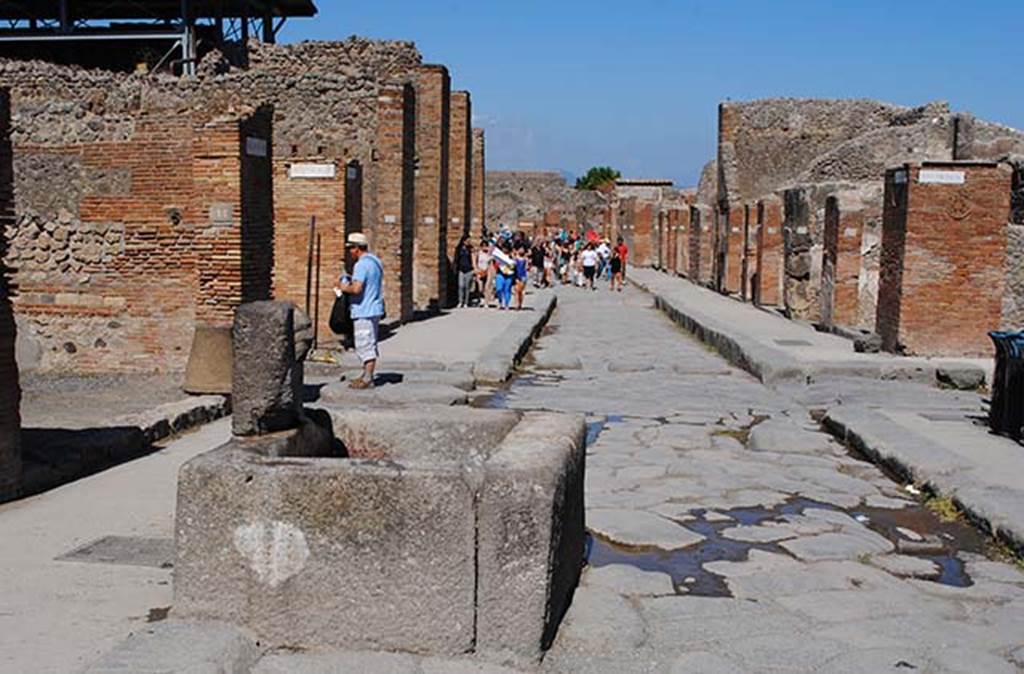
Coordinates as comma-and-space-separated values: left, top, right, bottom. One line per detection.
280, 1, 1023, 187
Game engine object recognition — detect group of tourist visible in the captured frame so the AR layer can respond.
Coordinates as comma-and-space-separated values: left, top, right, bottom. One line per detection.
331, 227, 630, 390
453, 228, 630, 309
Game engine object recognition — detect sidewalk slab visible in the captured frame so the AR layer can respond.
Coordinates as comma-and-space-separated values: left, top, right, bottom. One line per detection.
631, 269, 988, 387
824, 405, 1024, 555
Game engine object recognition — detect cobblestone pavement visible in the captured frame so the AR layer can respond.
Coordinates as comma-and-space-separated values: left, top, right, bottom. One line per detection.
498, 286, 1024, 674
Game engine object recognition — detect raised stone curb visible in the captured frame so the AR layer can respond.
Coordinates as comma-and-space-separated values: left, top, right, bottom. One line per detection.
22, 394, 229, 496
631, 272, 985, 387
113, 395, 230, 445
473, 291, 557, 385
823, 406, 1024, 556
80, 620, 261, 674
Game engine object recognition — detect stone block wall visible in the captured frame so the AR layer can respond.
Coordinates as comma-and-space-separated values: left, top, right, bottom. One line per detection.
0, 87, 21, 501
414, 65, 450, 312
754, 196, 783, 306
471, 128, 485, 238
878, 162, 1012, 356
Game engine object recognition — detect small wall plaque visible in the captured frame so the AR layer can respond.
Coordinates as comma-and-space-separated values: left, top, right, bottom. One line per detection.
289, 163, 337, 179
209, 203, 234, 226
246, 137, 267, 157
384, 215, 397, 224
919, 170, 965, 185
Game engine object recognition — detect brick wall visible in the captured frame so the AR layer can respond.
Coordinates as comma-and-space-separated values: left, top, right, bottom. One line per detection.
821, 195, 878, 329
445, 90, 472, 306
0, 87, 21, 501
373, 83, 416, 323
471, 128, 485, 239
754, 196, 783, 306
7, 105, 269, 373
413, 65, 450, 312
878, 162, 1011, 356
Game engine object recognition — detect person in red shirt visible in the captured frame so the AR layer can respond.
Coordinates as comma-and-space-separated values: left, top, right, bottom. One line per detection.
615, 236, 629, 278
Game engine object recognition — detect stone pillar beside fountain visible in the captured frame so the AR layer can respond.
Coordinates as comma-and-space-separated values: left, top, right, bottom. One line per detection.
173, 301, 586, 664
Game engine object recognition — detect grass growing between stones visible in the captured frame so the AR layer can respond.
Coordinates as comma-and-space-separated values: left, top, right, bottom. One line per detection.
924, 495, 960, 523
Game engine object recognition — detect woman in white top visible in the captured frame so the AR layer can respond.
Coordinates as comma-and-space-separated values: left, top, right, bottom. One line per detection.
580, 243, 599, 291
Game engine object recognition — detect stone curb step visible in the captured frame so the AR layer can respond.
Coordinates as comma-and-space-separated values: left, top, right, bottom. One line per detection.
823, 406, 1024, 557
473, 290, 558, 385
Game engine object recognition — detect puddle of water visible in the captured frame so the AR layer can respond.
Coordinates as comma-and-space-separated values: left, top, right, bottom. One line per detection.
585, 496, 977, 595
471, 372, 565, 409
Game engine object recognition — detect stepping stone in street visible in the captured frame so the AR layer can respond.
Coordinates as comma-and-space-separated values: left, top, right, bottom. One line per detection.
588, 508, 705, 550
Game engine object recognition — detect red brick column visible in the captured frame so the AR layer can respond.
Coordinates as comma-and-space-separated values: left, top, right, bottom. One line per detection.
724, 205, 744, 295
0, 87, 21, 501
878, 162, 1011, 356
446, 91, 472, 306
374, 84, 416, 323
691, 205, 714, 285
633, 203, 654, 267
821, 196, 870, 328
471, 128, 485, 239
754, 196, 784, 307
413, 65, 451, 312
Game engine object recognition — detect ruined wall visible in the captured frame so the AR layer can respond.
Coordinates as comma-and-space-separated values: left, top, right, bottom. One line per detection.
717, 98, 953, 206
485, 171, 606, 234
878, 162, 1011, 357
471, 128, 485, 238
696, 159, 717, 207
690, 205, 713, 285
0, 87, 21, 501
0, 37, 427, 365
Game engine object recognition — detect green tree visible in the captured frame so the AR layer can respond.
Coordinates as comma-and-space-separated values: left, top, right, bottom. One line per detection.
575, 166, 620, 191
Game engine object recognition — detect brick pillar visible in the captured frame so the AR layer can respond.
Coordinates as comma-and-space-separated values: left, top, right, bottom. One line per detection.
0, 87, 21, 501
821, 194, 871, 328
690, 205, 712, 285
413, 65, 450, 312
878, 162, 1011, 356
754, 196, 784, 307
185, 108, 273, 393
724, 205, 744, 295
193, 109, 274, 328
445, 91, 472, 306
677, 207, 690, 277
633, 202, 653, 266
374, 84, 416, 323
471, 128, 485, 239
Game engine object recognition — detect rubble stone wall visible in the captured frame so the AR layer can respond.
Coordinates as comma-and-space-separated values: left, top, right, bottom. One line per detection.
485, 171, 606, 234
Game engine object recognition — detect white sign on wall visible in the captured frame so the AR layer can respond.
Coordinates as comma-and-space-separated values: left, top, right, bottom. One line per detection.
919, 170, 965, 185
289, 163, 337, 179
245, 137, 267, 157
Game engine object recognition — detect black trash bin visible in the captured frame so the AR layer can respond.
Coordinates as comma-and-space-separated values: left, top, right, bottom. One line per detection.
989, 331, 1011, 434
989, 330, 1024, 439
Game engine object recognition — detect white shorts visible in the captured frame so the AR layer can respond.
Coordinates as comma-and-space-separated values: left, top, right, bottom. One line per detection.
353, 317, 380, 363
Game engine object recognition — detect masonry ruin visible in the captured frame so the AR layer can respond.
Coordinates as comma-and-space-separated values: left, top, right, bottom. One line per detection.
1, 33, 487, 372
671, 96, 1024, 357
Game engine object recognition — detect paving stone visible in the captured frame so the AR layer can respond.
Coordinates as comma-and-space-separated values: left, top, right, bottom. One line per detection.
867, 554, 941, 579
584, 563, 676, 596
748, 417, 839, 454
667, 651, 744, 674
319, 381, 468, 406
780, 531, 894, 561
588, 508, 705, 550
549, 586, 646, 654
720, 523, 800, 543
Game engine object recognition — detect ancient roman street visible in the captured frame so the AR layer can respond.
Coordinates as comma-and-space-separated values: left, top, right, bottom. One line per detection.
2, 3, 1024, 673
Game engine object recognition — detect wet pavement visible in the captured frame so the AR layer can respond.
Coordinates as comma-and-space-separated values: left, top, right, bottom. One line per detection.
489, 285, 1024, 673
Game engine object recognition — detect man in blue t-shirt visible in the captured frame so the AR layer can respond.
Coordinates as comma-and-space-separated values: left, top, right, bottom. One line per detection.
335, 232, 384, 389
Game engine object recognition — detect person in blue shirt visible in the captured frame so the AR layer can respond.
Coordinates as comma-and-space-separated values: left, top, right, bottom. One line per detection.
335, 232, 384, 389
